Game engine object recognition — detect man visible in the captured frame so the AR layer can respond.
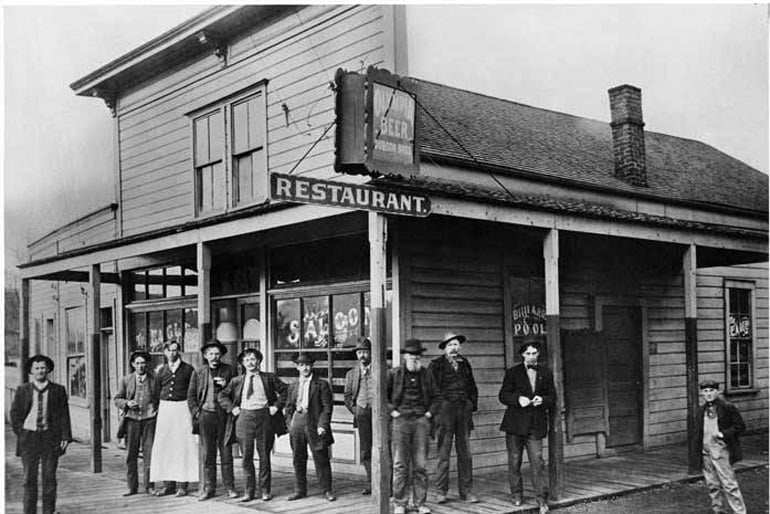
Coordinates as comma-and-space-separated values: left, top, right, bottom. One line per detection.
114, 350, 160, 496
10, 354, 72, 514
694, 380, 747, 514
429, 331, 479, 504
187, 340, 238, 501
499, 338, 554, 514
218, 348, 287, 502
285, 352, 336, 502
387, 338, 439, 514
150, 340, 199, 496
343, 336, 374, 495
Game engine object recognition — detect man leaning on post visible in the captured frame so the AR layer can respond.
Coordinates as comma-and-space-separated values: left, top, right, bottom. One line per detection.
344, 336, 374, 495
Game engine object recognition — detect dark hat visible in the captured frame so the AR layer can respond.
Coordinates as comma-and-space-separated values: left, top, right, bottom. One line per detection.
26, 354, 54, 374
238, 348, 263, 363
439, 331, 466, 350
129, 350, 151, 365
519, 338, 543, 355
355, 336, 372, 352
201, 339, 228, 356
292, 352, 315, 364
699, 380, 720, 390
401, 338, 427, 355
162, 340, 181, 351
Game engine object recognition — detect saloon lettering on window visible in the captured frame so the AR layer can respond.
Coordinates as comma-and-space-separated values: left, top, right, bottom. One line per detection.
513, 304, 547, 337
729, 315, 751, 338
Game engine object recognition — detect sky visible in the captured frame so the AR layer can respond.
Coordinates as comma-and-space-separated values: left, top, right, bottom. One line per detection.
3, 3, 768, 276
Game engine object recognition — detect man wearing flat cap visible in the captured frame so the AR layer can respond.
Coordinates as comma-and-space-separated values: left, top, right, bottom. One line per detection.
11, 355, 72, 514
499, 338, 554, 514
387, 338, 440, 514
693, 380, 747, 514
344, 336, 374, 494
429, 331, 479, 504
285, 352, 336, 502
187, 340, 237, 500
115, 350, 159, 496
218, 348, 286, 502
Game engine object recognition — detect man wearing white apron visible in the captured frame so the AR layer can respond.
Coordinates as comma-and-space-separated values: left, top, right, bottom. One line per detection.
150, 341, 199, 496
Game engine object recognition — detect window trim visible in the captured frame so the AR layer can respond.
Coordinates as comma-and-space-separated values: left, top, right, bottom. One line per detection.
723, 279, 757, 392
65, 306, 87, 399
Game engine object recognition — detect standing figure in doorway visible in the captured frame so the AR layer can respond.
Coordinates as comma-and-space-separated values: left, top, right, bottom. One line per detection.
150, 340, 199, 496
10, 354, 72, 514
499, 338, 554, 514
344, 336, 374, 495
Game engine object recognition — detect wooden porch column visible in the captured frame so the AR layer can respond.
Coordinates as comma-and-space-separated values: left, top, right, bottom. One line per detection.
87, 265, 103, 472
369, 212, 390, 514
197, 242, 212, 486
544, 229, 564, 499
684, 244, 700, 474
20, 279, 30, 384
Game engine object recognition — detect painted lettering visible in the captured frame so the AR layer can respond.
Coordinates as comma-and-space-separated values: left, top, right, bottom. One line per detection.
275, 176, 292, 198
311, 183, 327, 202
372, 190, 385, 208
295, 179, 310, 200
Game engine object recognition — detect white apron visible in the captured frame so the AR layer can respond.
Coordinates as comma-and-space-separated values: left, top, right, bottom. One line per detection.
150, 400, 199, 482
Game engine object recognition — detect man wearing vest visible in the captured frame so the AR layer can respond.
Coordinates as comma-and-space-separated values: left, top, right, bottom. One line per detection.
150, 340, 199, 496
187, 340, 238, 501
11, 354, 72, 514
114, 350, 160, 496
218, 348, 287, 502
343, 336, 373, 495
429, 331, 480, 504
285, 352, 336, 502
387, 338, 439, 514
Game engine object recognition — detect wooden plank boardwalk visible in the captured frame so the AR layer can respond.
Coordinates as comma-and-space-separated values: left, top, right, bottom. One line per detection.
4, 428, 767, 513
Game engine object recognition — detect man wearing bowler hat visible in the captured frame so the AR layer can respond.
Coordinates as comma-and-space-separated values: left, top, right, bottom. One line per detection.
187, 339, 238, 500
429, 332, 479, 504
218, 348, 286, 502
115, 350, 159, 496
387, 338, 439, 514
499, 338, 554, 514
344, 336, 374, 494
11, 354, 72, 514
285, 352, 336, 502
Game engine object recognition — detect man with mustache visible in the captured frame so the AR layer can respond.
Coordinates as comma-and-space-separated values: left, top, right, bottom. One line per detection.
344, 336, 374, 495
429, 332, 479, 504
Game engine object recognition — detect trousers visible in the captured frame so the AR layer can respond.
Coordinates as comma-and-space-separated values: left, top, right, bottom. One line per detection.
236, 408, 272, 495
355, 407, 372, 479
289, 411, 332, 494
20, 430, 60, 514
125, 417, 156, 493
506, 432, 547, 504
702, 448, 746, 514
392, 415, 431, 507
200, 409, 234, 493
435, 400, 473, 496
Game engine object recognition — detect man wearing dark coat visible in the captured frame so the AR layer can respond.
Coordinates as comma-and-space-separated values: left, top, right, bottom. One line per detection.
429, 331, 479, 504
694, 379, 747, 514
499, 339, 555, 514
11, 354, 73, 514
187, 340, 238, 501
343, 336, 374, 495
285, 352, 336, 502
218, 347, 287, 502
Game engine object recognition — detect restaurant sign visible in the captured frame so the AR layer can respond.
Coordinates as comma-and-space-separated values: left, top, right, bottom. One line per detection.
270, 173, 431, 217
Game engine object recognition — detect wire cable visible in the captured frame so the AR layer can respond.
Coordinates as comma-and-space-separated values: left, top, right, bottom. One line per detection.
287, 120, 336, 175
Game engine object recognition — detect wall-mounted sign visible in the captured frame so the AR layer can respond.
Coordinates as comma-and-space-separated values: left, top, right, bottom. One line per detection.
513, 304, 548, 337
728, 314, 751, 338
271, 173, 430, 217
335, 66, 420, 178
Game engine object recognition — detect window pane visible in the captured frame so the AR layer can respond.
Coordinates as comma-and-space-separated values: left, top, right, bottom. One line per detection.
209, 111, 224, 160
68, 356, 87, 398
200, 165, 213, 212
242, 303, 261, 341
303, 296, 329, 348
65, 307, 85, 355
148, 269, 163, 299
166, 266, 183, 297
235, 153, 253, 205
275, 299, 301, 350
100, 307, 113, 330
233, 100, 249, 154
212, 162, 225, 210
166, 309, 183, 348
184, 308, 199, 353
130, 312, 147, 352
252, 151, 267, 202
194, 116, 210, 166
184, 266, 198, 296
132, 271, 146, 301
332, 293, 360, 348
248, 94, 264, 149
148, 311, 164, 353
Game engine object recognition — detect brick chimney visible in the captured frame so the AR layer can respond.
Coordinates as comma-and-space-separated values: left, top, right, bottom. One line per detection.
608, 84, 647, 186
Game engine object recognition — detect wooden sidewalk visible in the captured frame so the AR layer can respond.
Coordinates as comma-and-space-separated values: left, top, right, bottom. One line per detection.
4, 427, 767, 513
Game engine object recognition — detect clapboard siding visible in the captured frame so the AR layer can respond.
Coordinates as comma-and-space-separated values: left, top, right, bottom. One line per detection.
28, 207, 117, 260
117, 5, 387, 237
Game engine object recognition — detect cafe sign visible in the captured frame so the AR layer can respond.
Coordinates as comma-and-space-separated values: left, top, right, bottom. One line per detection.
271, 173, 431, 217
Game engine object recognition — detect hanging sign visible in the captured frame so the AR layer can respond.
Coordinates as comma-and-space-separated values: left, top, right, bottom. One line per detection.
271, 173, 430, 217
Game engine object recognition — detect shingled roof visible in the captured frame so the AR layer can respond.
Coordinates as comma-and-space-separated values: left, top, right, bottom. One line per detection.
404, 77, 768, 216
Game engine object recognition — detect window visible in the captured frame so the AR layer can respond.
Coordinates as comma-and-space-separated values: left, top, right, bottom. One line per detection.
724, 281, 756, 390
65, 307, 86, 399
192, 86, 267, 215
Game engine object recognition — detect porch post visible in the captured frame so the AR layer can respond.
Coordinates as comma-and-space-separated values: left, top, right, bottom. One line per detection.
20, 278, 30, 384
684, 244, 700, 474
197, 241, 212, 486
369, 212, 390, 514
544, 229, 564, 499
87, 264, 103, 472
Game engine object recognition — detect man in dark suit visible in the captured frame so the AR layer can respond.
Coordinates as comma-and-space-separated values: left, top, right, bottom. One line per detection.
187, 340, 238, 501
499, 338, 555, 514
343, 336, 373, 495
218, 347, 286, 502
10, 354, 73, 514
114, 350, 160, 496
285, 352, 336, 502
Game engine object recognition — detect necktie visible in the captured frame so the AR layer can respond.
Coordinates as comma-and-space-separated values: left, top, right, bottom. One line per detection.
451, 358, 459, 371
527, 364, 537, 370
298, 380, 307, 409
36, 386, 47, 431
246, 374, 255, 399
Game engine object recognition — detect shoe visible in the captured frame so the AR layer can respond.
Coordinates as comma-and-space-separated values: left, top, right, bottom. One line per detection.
539, 503, 550, 514
261, 493, 272, 501
464, 493, 480, 503
197, 490, 214, 502
175, 489, 187, 497
122, 490, 137, 497
418, 506, 431, 514
324, 491, 337, 502
362, 487, 371, 495
145, 488, 155, 495
240, 492, 254, 502
394, 507, 406, 514
436, 494, 448, 504
287, 492, 306, 501
227, 489, 239, 499
512, 495, 522, 506
154, 487, 170, 497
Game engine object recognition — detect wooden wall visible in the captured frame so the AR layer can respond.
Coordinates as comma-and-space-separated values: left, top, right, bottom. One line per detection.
28, 205, 117, 261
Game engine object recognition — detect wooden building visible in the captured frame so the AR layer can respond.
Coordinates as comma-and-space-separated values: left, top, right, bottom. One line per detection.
18, 4, 768, 488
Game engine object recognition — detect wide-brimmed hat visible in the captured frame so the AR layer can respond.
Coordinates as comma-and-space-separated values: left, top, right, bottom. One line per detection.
439, 331, 467, 350
238, 348, 263, 363
201, 340, 228, 356
699, 379, 720, 390
129, 350, 151, 365
292, 352, 316, 364
518, 338, 543, 355
26, 354, 54, 374
355, 337, 372, 352
401, 338, 427, 355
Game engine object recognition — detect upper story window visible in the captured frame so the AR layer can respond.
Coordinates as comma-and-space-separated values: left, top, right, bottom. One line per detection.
192, 86, 267, 216
724, 280, 756, 391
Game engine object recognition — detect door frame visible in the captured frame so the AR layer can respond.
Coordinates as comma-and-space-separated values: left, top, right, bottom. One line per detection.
594, 296, 649, 454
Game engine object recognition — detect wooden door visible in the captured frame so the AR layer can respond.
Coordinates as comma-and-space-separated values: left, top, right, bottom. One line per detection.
603, 306, 642, 448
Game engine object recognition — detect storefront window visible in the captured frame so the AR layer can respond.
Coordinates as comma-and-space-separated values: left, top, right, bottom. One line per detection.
725, 283, 754, 390
303, 296, 329, 348
510, 274, 546, 362
129, 264, 197, 301
128, 307, 198, 370
212, 297, 260, 367
65, 307, 86, 399
270, 234, 373, 287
